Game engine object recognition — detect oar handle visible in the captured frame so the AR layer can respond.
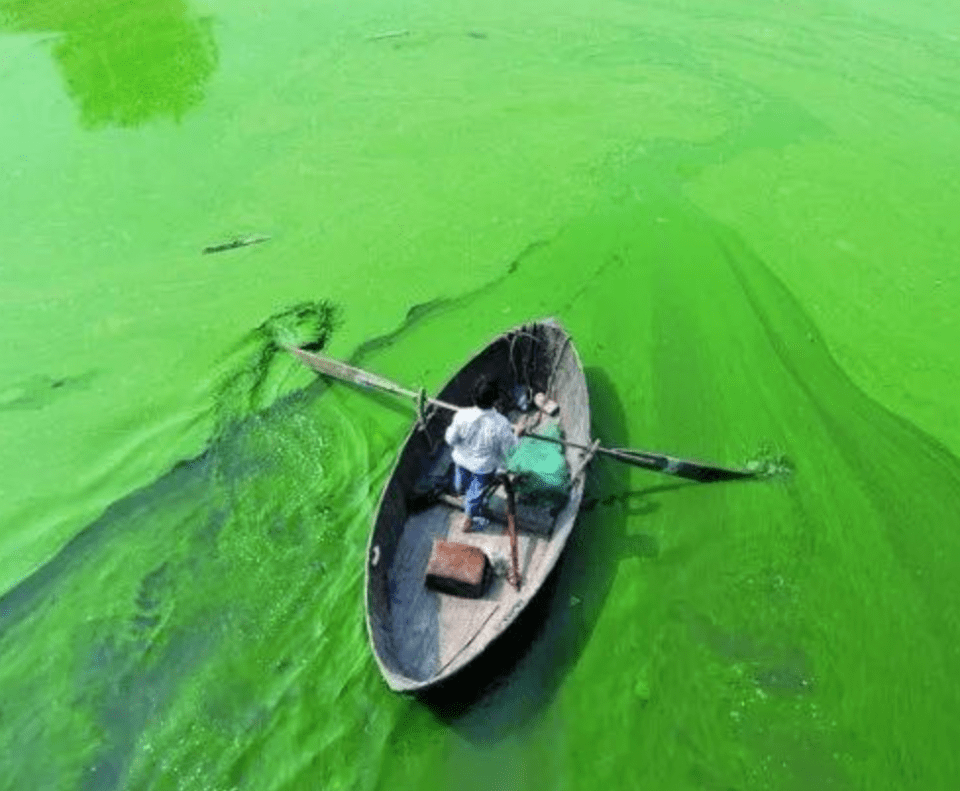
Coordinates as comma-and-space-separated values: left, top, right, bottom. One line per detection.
528, 434, 663, 469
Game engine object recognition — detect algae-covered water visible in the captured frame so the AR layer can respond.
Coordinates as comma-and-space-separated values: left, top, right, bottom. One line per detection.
3, 0, 960, 788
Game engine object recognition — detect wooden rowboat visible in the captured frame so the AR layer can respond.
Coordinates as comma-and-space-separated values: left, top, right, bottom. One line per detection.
364, 318, 592, 692
287, 318, 757, 692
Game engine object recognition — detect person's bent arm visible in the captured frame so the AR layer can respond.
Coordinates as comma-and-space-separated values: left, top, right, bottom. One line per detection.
444, 413, 461, 446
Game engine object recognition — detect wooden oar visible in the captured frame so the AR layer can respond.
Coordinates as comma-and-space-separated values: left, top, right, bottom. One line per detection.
286, 346, 756, 483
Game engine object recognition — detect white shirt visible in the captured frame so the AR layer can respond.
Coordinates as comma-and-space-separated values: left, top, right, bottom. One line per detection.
444, 407, 519, 474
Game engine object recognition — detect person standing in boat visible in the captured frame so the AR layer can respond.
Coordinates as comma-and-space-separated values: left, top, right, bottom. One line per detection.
444, 376, 524, 532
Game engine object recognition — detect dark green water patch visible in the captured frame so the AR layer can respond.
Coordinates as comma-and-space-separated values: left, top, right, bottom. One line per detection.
0, 297, 397, 789
692, 613, 814, 696
0, 0, 218, 128
0, 367, 397, 788
0, 369, 97, 411
620, 205, 960, 789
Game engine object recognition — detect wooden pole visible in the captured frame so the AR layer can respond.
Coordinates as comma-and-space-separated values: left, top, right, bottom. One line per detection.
501, 475, 521, 591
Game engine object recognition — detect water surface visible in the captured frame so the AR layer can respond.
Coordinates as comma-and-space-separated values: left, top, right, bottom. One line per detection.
2, 1, 959, 788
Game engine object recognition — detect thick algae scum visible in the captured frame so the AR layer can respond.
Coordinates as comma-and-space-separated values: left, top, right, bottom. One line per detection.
3, 202, 960, 790
3, 0, 960, 789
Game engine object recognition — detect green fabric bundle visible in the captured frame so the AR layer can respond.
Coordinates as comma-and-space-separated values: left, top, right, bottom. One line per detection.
505, 421, 572, 511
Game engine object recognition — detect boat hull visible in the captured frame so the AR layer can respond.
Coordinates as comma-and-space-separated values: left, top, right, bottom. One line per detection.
364, 318, 591, 692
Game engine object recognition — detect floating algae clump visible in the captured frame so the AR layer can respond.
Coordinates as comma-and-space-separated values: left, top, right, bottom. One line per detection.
213, 301, 339, 434
259, 300, 340, 350
743, 443, 795, 479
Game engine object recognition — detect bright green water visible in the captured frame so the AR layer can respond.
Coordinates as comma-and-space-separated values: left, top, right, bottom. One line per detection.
2, 0, 960, 789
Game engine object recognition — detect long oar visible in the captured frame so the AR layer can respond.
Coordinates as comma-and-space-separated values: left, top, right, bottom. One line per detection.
286, 346, 756, 483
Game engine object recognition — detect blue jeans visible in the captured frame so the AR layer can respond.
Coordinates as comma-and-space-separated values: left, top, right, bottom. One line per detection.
454, 465, 495, 518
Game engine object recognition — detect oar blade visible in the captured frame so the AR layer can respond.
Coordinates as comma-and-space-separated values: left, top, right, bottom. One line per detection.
602, 447, 756, 482
287, 346, 415, 398
669, 462, 756, 483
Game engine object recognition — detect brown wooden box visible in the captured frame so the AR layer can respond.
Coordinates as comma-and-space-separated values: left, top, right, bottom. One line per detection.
424, 540, 491, 598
